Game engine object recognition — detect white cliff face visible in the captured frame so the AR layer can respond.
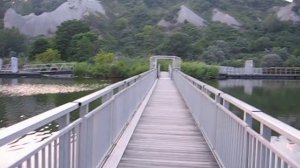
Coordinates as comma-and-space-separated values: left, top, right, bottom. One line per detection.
212, 9, 241, 27
177, 5, 206, 27
158, 5, 206, 29
277, 3, 300, 22
4, 0, 106, 37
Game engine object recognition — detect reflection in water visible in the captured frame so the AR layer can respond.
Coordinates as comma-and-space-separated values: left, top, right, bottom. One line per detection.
0, 84, 106, 96
218, 79, 263, 95
0, 77, 109, 166
0, 78, 108, 128
217, 79, 300, 162
217, 79, 300, 130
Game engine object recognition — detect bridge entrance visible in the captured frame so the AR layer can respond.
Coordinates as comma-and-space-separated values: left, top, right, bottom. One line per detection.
149, 55, 182, 70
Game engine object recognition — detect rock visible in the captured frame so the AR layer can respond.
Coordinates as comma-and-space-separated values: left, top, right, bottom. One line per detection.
157, 5, 206, 29
177, 5, 206, 27
4, 0, 105, 37
277, 3, 300, 22
212, 8, 241, 27
158, 19, 173, 28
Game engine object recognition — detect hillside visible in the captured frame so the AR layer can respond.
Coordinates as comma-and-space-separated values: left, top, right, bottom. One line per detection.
1, 0, 300, 67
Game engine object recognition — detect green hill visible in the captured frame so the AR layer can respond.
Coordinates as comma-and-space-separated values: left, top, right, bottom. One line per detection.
1, 0, 300, 67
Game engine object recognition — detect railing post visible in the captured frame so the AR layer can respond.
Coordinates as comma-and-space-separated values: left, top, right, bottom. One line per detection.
260, 124, 271, 141
213, 93, 222, 148
79, 104, 89, 168
242, 111, 253, 168
57, 114, 70, 168
157, 65, 160, 78
244, 113, 252, 126
259, 123, 271, 167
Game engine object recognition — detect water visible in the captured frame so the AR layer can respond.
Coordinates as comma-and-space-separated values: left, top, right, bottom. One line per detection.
0, 78, 109, 128
0, 77, 109, 166
213, 79, 300, 163
1, 78, 300, 166
213, 79, 300, 130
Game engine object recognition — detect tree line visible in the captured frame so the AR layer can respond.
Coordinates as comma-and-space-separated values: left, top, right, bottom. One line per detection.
0, 0, 300, 69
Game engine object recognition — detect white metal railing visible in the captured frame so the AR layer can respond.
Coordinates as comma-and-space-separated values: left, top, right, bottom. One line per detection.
173, 70, 300, 168
0, 64, 12, 73
22, 63, 76, 72
0, 69, 157, 168
219, 66, 263, 75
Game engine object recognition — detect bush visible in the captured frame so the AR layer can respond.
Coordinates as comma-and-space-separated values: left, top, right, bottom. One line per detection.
74, 62, 91, 77
181, 62, 218, 79
261, 54, 283, 67
34, 49, 61, 63
74, 56, 149, 78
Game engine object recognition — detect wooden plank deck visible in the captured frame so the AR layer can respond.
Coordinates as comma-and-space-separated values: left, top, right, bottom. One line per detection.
117, 72, 219, 168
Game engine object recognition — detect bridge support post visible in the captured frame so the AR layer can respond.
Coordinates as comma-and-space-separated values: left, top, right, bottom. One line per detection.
260, 124, 271, 140
57, 114, 70, 168
259, 124, 271, 167
0, 58, 2, 70
79, 104, 89, 168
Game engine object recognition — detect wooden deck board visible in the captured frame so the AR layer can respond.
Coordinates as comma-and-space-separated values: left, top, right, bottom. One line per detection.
117, 72, 219, 168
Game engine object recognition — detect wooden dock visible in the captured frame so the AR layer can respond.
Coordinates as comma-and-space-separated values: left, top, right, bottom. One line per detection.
117, 72, 219, 168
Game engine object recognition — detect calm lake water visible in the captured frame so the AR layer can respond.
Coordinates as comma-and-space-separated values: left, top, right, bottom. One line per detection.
1, 78, 299, 130
0, 78, 300, 166
211, 79, 300, 130
0, 78, 109, 128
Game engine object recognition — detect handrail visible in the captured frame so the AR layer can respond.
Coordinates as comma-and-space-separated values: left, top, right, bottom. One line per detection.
251, 112, 300, 144
0, 69, 157, 168
177, 70, 300, 143
73, 70, 152, 106
173, 69, 300, 168
0, 102, 79, 146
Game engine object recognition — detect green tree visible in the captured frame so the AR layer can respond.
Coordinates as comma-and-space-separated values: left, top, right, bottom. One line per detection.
94, 51, 115, 64
68, 32, 98, 61
263, 14, 283, 32
284, 56, 300, 67
251, 37, 272, 51
0, 28, 25, 57
269, 47, 290, 61
261, 54, 283, 67
201, 45, 226, 64
35, 49, 61, 63
135, 25, 165, 53
294, 49, 300, 57
29, 38, 51, 60
54, 20, 90, 60
161, 32, 192, 58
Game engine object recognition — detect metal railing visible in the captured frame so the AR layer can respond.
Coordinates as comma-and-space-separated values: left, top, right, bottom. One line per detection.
219, 66, 263, 75
220, 66, 300, 76
0, 64, 12, 73
173, 70, 300, 168
0, 69, 157, 168
22, 63, 76, 72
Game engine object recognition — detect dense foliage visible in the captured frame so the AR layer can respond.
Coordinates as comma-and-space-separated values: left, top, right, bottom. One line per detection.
181, 62, 219, 79
1, 0, 300, 76
74, 51, 149, 78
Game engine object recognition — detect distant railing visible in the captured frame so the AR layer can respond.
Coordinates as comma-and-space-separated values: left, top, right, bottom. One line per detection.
23, 63, 76, 72
219, 66, 263, 75
0, 69, 157, 168
220, 66, 300, 76
173, 70, 300, 168
263, 67, 300, 75
0, 64, 12, 73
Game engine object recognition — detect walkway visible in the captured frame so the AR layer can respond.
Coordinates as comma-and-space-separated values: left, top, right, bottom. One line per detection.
117, 72, 219, 168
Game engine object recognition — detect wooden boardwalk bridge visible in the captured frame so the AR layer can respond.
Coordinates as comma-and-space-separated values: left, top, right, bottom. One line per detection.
0, 56, 300, 168
116, 72, 218, 168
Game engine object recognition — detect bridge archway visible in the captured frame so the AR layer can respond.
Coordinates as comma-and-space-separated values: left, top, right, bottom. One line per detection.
150, 56, 182, 70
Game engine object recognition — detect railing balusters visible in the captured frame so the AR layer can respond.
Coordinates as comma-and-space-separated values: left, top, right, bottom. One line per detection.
173, 70, 300, 168
34, 153, 39, 168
